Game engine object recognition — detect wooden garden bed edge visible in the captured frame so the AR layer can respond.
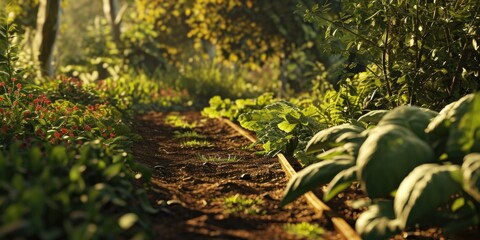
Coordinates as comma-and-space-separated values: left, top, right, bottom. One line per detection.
219, 118, 361, 240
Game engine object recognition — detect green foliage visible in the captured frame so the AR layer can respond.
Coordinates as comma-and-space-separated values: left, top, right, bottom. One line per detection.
175, 59, 263, 107
280, 158, 354, 207
357, 125, 434, 198
462, 153, 480, 201
283, 222, 325, 239
173, 130, 206, 140
394, 164, 463, 229
355, 200, 400, 240
282, 93, 480, 239
0, 14, 20, 83
307, 66, 379, 126
180, 139, 213, 148
164, 112, 198, 128
304, 124, 364, 154
222, 194, 264, 215
300, 0, 480, 108
377, 106, 438, 140
0, 141, 154, 239
197, 154, 241, 163
238, 100, 323, 157
0, 18, 155, 238
426, 93, 480, 163
202, 92, 275, 120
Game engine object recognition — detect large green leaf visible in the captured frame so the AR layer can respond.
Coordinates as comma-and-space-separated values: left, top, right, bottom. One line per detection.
447, 93, 480, 162
425, 100, 458, 139
323, 166, 357, 202
280, 159, 354, 207
357, 110, 389, 124
426, 93, 480, 162
355, 200, 400, 240
377, 106, 438, 140
278, 120, 298, 133
357, 125, 434, 198
305, 124, 365, 154
462, 153, 480, 201
394, 164, 463, 229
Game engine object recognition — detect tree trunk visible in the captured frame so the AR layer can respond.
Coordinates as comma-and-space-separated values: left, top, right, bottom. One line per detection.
103, 0, 122, 49
34, 0, 60, 78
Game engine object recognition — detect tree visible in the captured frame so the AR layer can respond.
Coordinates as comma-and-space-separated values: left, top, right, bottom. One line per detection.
102, 0, 124, 50
33, 0, 60, 77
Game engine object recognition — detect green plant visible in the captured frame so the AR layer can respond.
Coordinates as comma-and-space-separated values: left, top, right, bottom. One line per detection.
180, 139, 213, 148
238, 100, 324, 158
197, 154, 241, 162
300, 0, 480, 109
222, 194, 264, 215
281, 92, 480, 239
164, 112, 198, 128
0, 140, 155, 239
0, 16, 155, 238
283, 222, 325, 239
173, 130, 206, 139
202, 92, 275, 121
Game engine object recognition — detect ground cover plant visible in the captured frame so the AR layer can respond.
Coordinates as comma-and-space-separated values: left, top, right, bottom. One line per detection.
283, 222, 325, 240
221, 194, 265, 215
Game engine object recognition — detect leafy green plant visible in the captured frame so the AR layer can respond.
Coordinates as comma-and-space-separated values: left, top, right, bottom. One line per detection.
164, 112, 198, 128
0, 140, 155, 239
238, 100, 324, 158
281, 92, 480, 239
0, 16, 155, 238
202, 92, 275, 121
283, 222, 325, 240
300, 0, 480, 108
222, 194, 264, 215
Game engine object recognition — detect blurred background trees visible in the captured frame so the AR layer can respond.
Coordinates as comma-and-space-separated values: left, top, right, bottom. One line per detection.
4, 0, 480, 109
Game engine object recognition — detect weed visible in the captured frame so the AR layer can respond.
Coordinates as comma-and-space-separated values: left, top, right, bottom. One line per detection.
222, 194, 264, 215
164, 113, 198, 128
173, 130, 206, 139
197, 154, 241, 162
180, 139, 213, 148
283, 222, 325, 239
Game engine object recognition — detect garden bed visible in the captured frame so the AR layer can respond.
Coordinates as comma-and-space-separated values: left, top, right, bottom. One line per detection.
132, 111, 479, 239
223, 118, 480, 240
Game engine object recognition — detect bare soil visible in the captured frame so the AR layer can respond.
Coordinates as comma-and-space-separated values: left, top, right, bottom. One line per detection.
133, 111, 341, 240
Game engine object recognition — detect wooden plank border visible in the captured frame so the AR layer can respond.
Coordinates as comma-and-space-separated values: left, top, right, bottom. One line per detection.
220, 118, 361, 240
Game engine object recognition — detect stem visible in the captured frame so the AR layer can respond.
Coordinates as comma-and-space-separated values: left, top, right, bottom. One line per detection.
311, 14, 382, 51
410, 0, 421, 105
382, 5, 393, 104
449, 4, 480, 96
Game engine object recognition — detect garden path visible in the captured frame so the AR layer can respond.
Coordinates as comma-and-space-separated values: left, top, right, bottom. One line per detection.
132, 111, 341, 240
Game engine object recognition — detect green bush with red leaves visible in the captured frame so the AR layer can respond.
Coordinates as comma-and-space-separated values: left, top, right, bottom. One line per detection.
0, 75, 156, 239
0, 21, 156, 239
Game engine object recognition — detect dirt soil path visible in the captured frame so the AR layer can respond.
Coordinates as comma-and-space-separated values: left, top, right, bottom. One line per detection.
133, 111, 341, 240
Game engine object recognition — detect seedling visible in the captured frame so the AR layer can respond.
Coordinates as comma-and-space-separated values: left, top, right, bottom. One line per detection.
222, 194, 264, 215
283, 222, 325, 239
180, 139, 213, 148
164, 113, 198, 128
173, 130, 206, 139
197, 154, 241, 162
